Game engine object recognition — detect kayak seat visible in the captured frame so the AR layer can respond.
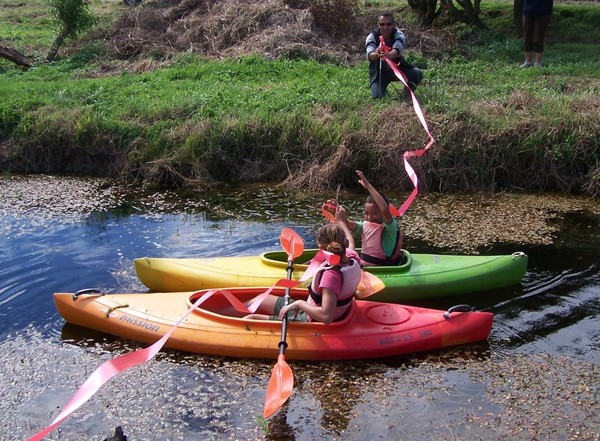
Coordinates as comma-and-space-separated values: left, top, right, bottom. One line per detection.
261, 249, 412, 273
363, 250, 412, 275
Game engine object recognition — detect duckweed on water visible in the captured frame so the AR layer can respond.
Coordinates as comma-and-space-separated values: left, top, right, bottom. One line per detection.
2, 330, 598, 440
1, 176, 599, 439
2, 175, 598, 252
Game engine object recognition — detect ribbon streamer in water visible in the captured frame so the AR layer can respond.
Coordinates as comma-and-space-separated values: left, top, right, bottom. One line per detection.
27, 289, 219, 441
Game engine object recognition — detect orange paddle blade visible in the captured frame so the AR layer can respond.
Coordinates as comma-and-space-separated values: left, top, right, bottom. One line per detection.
321, 203, 336, 222
280, 227, 305, 259
263, 354, 294, 419
355, 270, 386, 298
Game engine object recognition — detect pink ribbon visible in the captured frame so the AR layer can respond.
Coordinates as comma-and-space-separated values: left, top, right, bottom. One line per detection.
299, 250, 340, 284
30, 277, 309, 439
246, 278, 301, 313
27, 289, 219, 441
377, 38, 435, 217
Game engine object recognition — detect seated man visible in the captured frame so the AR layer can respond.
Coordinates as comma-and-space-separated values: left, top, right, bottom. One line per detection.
365, 12, 424, 99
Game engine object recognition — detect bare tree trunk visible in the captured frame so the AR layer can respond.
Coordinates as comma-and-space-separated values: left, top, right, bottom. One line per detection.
407, 0, 444, 25
409, 0, 485, 27
443, 0, 486, 28
513, 0, 524, 36
47, 32, 68, 62
425, 0, 443, 23
0, 45, 33, 68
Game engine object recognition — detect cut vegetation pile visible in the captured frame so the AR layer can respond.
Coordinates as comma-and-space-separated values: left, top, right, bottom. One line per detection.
100, 0, 456, 70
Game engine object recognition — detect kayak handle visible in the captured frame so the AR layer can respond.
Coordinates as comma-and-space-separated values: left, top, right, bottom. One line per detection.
73, 288, 104, 300
443, 304, 474, 319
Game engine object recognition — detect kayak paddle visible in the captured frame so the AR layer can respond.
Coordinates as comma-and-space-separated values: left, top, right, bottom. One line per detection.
321, 183, 341, 222
263, 227, 305, 419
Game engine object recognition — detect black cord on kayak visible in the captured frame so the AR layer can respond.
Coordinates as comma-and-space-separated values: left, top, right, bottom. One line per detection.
443, 304, 475, 319
72, 288, 104, 300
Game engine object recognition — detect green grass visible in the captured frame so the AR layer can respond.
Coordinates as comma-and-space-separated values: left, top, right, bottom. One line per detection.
0, 0, 123, 60
0, 0, 598, 194
1, 56, 367, 125
0, 1, 55, 53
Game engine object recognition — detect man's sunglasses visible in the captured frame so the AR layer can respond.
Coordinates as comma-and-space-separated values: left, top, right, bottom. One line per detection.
379, 23, 392, 26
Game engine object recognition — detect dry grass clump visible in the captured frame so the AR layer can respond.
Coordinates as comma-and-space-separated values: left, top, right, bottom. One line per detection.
105, 0, 364, 67
124, 118, 217, 188
584, 167, 599, 197
308, 0, 363, 37
401, 25, 460, 60
6, 107, 127, 176
506, 89, 547, 113
280, 99, 436, 192
282, 142, 352, 188
99, 0, 456, 72
569, 89, 600, 119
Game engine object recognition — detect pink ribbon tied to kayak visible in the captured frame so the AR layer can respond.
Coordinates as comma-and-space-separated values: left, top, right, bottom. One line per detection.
27, 289, 225, 441
29, 250, 380, 440
28, 279, 305, 439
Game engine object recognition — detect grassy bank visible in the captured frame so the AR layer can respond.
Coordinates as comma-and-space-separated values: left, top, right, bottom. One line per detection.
0, 0, 598, 195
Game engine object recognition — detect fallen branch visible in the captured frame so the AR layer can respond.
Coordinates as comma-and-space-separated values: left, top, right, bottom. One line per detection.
0, 45, 33, 68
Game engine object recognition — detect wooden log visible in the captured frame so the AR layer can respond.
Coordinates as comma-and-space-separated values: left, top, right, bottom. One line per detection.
0, 45, 33, 68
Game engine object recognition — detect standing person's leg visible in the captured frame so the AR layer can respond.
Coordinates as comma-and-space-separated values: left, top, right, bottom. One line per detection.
522, 15, 534, 67
532, 15, 551, 66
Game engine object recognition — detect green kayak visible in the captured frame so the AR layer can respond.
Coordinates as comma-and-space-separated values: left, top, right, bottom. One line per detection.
134, 249, 528, 302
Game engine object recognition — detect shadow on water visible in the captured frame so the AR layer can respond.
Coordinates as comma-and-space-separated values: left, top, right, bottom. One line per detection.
492, 213, 600, 360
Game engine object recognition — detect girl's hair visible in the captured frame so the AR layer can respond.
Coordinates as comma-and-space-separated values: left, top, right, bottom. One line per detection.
316, 223, 348, 256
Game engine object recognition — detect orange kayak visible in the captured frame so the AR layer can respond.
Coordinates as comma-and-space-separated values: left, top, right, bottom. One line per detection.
54, 287, 493, 360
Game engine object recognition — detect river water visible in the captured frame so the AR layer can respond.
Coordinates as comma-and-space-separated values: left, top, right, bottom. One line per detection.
1, 176, 598, 440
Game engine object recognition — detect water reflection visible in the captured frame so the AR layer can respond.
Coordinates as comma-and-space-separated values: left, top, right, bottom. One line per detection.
1, 177, 599, 439
1, 182, 599, 358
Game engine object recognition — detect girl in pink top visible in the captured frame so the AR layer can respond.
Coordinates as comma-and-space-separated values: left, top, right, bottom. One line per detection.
333, 170, 404, 266
244, 222, 361, 324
